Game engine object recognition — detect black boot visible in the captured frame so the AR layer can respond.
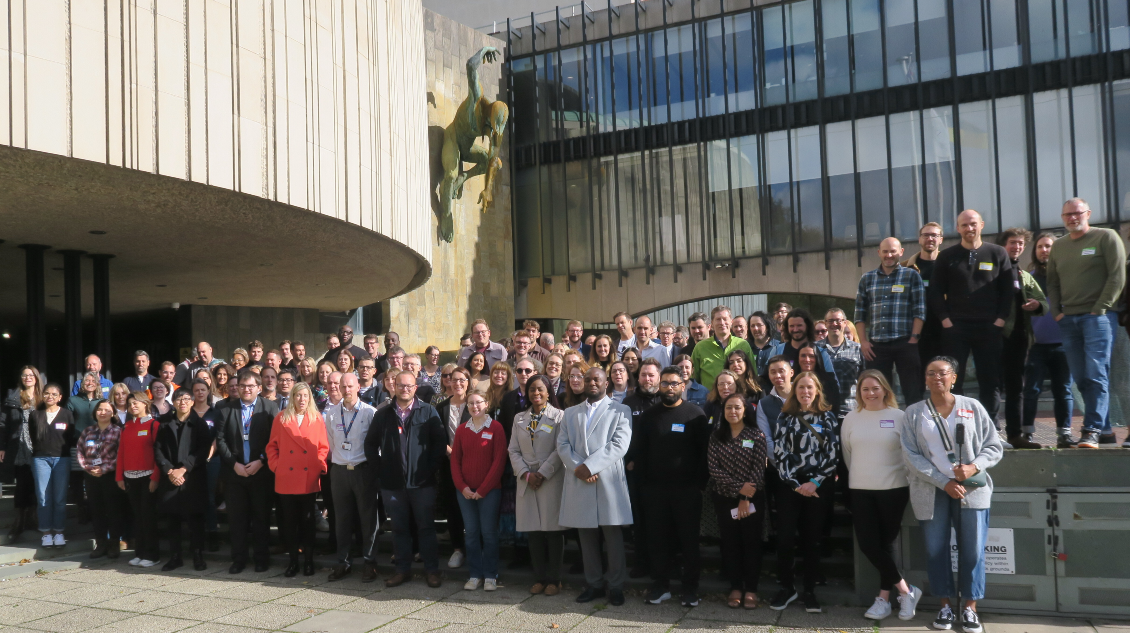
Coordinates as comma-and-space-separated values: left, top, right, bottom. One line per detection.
303, 556, 316, 577
284, 556, 299, 578
6, 507, 26, 541
193, 550, 207, 571
162, 555, 184, 572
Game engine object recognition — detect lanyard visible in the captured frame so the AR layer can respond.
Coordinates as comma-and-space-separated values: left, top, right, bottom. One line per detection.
339, 404, 360, 440
241, 405, 254, 435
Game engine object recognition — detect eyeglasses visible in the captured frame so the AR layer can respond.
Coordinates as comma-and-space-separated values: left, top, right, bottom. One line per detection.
451, 378, 468, 384
515, 368, 535, 374
174, 396, 192, 403
43, 392, 61, 398
395, 384, 417, 390
920, 233, 943, 239
659, 381, 684, 388
441, 373, 452, 379
239, 384, 257, 390
926, 370, 954, 378
279, 377, 295, 383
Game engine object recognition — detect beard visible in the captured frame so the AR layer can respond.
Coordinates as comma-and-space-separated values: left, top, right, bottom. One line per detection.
659, 391, 681, 406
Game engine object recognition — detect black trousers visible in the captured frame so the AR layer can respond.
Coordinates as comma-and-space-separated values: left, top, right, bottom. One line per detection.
942, 321, 1004, 421
775, 480, 831, 593
626, 468, 649, 573
85, 473, 124, 546
166, 512, 205, 557
917, 324, 945, 380
124, 477, 160, 562
383, 486, 439, 574
1001, 328, 1029, 437
330, 463, 376, 565
279, 493, 317, 563
644, 484, 702, 593
866, 338, 924, 405
319, 471, 336, 551
528, 530, 565, 585
713, 492, 764, 593
13, 464, 36, 509
225, 471, 273, 565
851, 487, 909, 592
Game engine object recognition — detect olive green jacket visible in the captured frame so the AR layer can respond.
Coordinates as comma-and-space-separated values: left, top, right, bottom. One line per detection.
1002, 268, 1048, 344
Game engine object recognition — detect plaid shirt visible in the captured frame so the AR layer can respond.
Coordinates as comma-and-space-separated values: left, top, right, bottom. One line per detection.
854, 264, 926, 342
76, 423, 122, 473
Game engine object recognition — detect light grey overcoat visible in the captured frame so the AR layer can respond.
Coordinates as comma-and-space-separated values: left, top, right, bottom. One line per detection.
509, 405, 566, 532
556, 397, 634, 528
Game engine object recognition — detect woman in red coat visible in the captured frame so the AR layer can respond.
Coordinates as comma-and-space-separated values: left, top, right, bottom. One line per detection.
266, 382, 329, 577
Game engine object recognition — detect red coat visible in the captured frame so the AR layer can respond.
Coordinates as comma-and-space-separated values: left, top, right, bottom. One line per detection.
266, 411, 329, 495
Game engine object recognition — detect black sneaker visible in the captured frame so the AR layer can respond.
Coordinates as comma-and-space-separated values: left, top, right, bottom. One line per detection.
681, 593, 699, 607
1057, 432, 1079, 448
961, 607, 982, 633
769, 588, 798, 611
644, 587, 671, 605
1099, 433, 1118, 445
1078, 430, 1100, 449
933, 605, 956, 630
801, 591, 821, 613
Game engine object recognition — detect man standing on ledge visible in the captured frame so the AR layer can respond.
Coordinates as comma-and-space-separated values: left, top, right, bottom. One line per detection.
557, 367, 633, 607
855, 238, 925, 405
1047, 198, 1127, 449
928, 209, 1016, 424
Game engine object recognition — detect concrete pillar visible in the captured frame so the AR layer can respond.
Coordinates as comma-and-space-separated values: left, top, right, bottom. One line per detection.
59, 250, 86, 387
91, 254, 114, 380
18, 244, 50, 371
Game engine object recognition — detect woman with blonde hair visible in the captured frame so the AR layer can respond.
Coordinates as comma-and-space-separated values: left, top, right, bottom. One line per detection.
266, 382, 329, 577
842, 369, 919, 620
587, 334, 617, 371
296, 357, 317, 385
109, 382, 132, 424
485, 362, 515, 415
560, 360, 590, 408
311, 360, 336, 411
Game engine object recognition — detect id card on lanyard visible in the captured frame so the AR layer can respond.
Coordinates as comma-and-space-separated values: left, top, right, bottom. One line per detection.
339, 405, 360, 451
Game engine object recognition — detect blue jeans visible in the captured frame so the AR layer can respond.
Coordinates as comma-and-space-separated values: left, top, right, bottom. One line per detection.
1059, 313, 1113, 433
32, 456, 71, 532
457, 488, 501, 580
921, 488, 990, 601
1023, 343, 1074, 430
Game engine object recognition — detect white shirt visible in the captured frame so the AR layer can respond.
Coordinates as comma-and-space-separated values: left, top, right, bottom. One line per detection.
923, 406, 960, 479
639, 343, 671, 367
584, 397, 607, 431
324, 400, 376, 466
616, 336, 637, 355
446, 401, 467, 444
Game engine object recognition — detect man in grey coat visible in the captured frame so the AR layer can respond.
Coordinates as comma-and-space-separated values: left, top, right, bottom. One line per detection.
557, 367, 633, 606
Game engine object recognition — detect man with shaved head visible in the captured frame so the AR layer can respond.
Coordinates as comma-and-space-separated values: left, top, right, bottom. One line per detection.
324, 372, 379, 582
928, 209, 1017, 428
854, 237, 926, 404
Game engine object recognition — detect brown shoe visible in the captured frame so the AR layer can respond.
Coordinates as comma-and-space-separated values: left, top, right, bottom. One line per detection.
327, 564, 352, 581
530, 582, 545, 595
362, 563, 378, 583
426, 572, 443, 588
1007, 434, 1043, 449
544, 583, 560, 596
386, 572, 410, 587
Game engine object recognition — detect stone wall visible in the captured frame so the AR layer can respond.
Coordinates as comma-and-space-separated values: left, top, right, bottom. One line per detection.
387, 10, 515, 353
189, 305, 337, 365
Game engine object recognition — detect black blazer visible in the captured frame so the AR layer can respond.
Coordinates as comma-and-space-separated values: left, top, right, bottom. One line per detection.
364, 399, 447, 491
154, 415, 212, 514
215, 397, 280, 471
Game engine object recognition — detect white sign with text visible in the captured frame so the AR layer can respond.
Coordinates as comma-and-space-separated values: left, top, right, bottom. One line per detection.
950, 527, 1015, 575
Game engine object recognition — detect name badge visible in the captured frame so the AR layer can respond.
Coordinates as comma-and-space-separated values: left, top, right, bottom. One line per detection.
671, 424, 685, 433
957, 409, 974, 418
891, 284, 905, 293
539, 424, 553, 434
54, 422, 67, 430
137, 430, 148, 436
811, 424, 823, 433
86, 440, 96, 447
1014, 280, 1021, 289
206, 420, 214, 428
1082, 247, 1096, 256
880, 420, 895, 428
741, 439, 754, 449
342, 441, 352, 450
482, 432, 493, 440
978, 262, 994, 271
923, 280, 930, 287
92, 458, 102, 466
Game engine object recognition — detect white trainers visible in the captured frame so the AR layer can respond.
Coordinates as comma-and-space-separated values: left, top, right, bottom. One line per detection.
41, 534, 53, 548
464, 577, 481, 590
484, 578, 497, 591
138, 559, 159, 568
128, 557, 142, 566
448, 550, 465, 568
864, 596, 892, 620
53, 533, 65, 547
899, 585, 923, 621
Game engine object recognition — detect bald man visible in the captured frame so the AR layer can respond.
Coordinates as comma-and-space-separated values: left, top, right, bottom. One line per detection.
928, 209, 1017, 425
324, 373, 379, 582
854, 237, 926, 404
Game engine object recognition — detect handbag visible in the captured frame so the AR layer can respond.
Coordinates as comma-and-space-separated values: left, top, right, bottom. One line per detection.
925, 399, 988, 489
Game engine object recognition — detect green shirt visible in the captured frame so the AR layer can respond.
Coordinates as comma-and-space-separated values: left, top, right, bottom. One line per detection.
690, 335, 753, 391
1047, 227, 1127, 316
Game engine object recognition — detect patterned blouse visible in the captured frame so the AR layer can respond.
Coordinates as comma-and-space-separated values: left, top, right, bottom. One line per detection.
707, 424, 768, 498
773, 410, 840, 489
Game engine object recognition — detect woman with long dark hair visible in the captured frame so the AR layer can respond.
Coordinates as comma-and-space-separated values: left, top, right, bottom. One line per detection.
155, 389, 212, 571
30, 383, 76, 548
726, 350, 764, 403
748, 311, 779, 352
77, 400, 125, 559
607, 361, 632, 404
465, 352, 490, 395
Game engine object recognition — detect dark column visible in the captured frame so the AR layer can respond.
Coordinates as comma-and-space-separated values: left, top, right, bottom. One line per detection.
19, 244, 50, 371
59, 250, 86, 387
91, 254, 114, 380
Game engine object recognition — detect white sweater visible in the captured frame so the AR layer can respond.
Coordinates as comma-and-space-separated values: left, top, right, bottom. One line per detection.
841, 407, 909, 490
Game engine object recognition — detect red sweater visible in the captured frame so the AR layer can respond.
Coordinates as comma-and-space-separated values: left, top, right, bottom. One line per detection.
116, 417, 160, 482
450, 419, 508, 497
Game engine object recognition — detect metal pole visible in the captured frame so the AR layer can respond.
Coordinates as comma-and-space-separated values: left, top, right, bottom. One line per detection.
91, 254, 114, 379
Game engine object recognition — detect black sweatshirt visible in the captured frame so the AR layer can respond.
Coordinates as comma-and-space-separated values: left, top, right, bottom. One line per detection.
634, 400, 710, 489
30, 408, 77, 458
928, 242, 1017, 323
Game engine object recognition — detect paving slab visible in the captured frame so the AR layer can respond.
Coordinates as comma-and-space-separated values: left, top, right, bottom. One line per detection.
84, 614, 198, 633
0, 577, 86, 597
150, 596, 261, 621
283, 609, 397, 633
19, 606, 134, 633
411, 598, 516, 625
979, 614, 1096, 633
774, 604, 877, 630
94, 589, 200, 613
673, 618, 778, 633
179, 623, 269, 633
1093, 620, 1130, 633
0, 598, 77, 625
212, 603, 323, 630
276, 587, 374, 609
368, 618, 451, 633
44, 583, 141, 606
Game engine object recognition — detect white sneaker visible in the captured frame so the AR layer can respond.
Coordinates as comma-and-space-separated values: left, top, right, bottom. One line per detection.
464, 578, 481, 590
961, 607, 983, 633
899, 586, 923, 621
484, 578, 497, 591
138, 559, 159, 568
864, 597, 892, 620
448, 550, 465, 568
53, 533, 65, 547
128, 557, 142, 566
41, 534, 53, 548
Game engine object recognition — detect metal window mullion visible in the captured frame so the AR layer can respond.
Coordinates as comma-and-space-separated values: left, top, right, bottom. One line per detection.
582, 6, 596, 290
531, 14, 547, 293
634, 3, 651, 282
1018, 0, 1041, 232
1063, 0, 1078, 196
663, 2, 680, 283
721, 5, 737, 275
880, 0, 896, 238
783, 5, 798, 271
693, 2, 710, 279
815, 0, 832, 270
1104, 0, 1122, 227
647, 31, 663, 274
555, 9, 571, 285
506, 20, 522, 290
848, 0, 864, 266
913, 0, 927, 227
609, 3, 625, 286
948, 0, 965, 221
755, 6, 771, 275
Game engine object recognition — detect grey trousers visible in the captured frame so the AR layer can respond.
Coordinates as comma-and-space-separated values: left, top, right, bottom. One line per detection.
578, 525, 627, 590
330, 463, 376, 566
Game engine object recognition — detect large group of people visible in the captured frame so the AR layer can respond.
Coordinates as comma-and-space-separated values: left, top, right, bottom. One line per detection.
1, 200, 1127, 633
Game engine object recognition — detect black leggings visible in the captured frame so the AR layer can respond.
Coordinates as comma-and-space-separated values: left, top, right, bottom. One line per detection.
85, 473, 125, 546
125, 477, 160, 562
527, 530, 565, 585
279, 493, 317, 562
851, 487, 909, 592
775, 480, 831, 593
713, 492, 764, 593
